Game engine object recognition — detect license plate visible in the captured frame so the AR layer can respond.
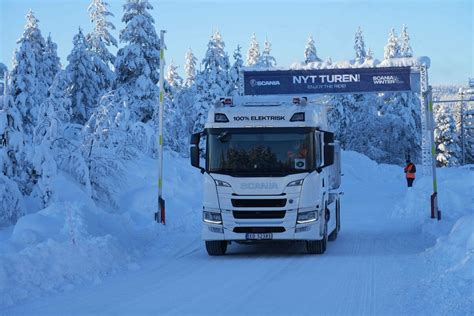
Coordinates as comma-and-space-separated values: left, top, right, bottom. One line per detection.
246, 233, 273, 240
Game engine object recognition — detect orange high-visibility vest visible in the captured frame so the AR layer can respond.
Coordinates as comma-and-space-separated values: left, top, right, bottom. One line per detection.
405, 164, 416, 179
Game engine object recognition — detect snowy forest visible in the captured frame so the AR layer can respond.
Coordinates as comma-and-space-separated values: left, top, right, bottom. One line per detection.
0, 0, 471, 227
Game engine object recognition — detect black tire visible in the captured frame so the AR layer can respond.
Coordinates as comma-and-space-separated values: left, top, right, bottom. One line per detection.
328, 228, 338, 241
306, 217, 327, 254
205, 240, 227, 256
329, 201, 340, 241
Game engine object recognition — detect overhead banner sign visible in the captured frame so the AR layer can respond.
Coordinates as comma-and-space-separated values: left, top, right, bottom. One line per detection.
243, 67, 412, 95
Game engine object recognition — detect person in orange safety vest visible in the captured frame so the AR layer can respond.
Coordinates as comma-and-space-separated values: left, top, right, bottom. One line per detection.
404, 159, 416, 187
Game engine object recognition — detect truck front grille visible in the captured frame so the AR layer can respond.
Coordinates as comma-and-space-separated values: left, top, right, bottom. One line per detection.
231, 199, 286, 208
233, 227, 286, 233
233, 210, 286, 219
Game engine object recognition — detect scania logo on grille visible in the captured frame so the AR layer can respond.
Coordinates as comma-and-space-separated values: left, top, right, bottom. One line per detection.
241, 183, 278, 190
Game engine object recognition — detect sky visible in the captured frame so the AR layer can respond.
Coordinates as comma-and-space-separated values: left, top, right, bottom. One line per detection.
0, 0, 472, 85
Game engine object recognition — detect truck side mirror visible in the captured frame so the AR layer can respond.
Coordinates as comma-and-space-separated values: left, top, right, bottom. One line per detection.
323, 132, 335, 167
190, 132, 205, 172
324, 144, 334, 166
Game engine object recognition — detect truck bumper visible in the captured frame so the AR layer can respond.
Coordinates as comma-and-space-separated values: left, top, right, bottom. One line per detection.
202, 209, 324, 241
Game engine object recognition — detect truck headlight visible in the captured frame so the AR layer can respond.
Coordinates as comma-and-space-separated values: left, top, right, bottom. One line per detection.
287, 179, 304, 187
215, 180, 231, 187
203, 211, 222, 224
297, 211, 318, 224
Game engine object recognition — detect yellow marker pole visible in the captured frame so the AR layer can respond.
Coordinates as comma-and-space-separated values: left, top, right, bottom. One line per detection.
427, 88, 440, 220
155, 30, 166, 225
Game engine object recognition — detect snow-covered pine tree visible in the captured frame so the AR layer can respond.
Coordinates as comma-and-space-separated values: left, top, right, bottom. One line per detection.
257, 38, 277, 68
43, 34, 61, 90
246, 33, 260, 66
184, 48, 197, 88
366, 48, 374, 60
32, 70, 91, 207
114, 0, 161, 122
399, 24, 413, 58
384, 28, 400, 59
85, 0, 117, 109
9, 10, 47, 136
304, 35, 322, 64
377, 91, 422, 164
166, 60, 183, 91
87, 0, 118, 65
193, 30, 231, 132
0, 63, 7, 84
230, 45, 244, 94
65, 28, 107, 124
82, 90, 129, 209
354, 27, 366, 63
21, 10, 48, 99
0, 89, 26, 225
163, 60, 185, 152
434, 104, 461, 166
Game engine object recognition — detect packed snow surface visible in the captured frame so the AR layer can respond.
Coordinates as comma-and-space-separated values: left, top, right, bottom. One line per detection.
1, 151, 473, 315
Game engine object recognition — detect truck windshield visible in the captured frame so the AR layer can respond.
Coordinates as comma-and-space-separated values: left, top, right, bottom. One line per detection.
207, 128, 315, 176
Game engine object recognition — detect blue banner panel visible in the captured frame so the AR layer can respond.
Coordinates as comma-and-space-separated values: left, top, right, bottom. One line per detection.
243, 67, 412, 95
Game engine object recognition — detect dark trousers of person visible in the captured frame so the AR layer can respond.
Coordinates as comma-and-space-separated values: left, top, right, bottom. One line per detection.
406, 178, 414, 187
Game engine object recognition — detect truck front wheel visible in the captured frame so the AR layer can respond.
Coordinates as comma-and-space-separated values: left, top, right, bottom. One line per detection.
306, 220, 327, 254
205, 240, 227, 256
328, 201, 340, 241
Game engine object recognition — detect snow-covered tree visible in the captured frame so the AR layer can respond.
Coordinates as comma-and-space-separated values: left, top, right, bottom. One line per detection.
0, 93, 25, 184
354, 27, 366, 63
377, 92, 422, 164
384, 28, 400, 59
43, 34, 61, 89
32, 70, 91, 206
9, 10, 47, 136
399, 24, 413, 58
0, 91, 26, 225
86, 0, 117, 114
193, 30, 231, 132
184, 48, 197, 87
246, 33, 260, 66
304, 34, 322, 64
65, 28, 107, 124
114, 0, 161, 122
82, 91, 128, 208
87, 0, 118, 65
166, 60, 183, 91
0, 63, 7, 81
434, 105, 461, 166
257, 38, 277, 68
230, 45, 244, 93
366, 48, 374, 61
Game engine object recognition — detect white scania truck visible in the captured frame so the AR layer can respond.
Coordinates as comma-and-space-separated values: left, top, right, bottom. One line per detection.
190, 95, 342, 256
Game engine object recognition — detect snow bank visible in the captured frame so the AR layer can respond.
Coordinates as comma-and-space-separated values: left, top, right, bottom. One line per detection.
0, 172, 154, 307
0, 150, 204, 308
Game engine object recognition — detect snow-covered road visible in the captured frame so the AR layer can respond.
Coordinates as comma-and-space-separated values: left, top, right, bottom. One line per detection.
4, 152, 473, 315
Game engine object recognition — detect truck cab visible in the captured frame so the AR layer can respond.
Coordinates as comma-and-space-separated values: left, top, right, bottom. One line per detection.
191, 96, 341, 255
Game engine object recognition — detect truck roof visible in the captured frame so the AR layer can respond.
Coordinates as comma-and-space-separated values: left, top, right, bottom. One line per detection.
205, 96, 330, 130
